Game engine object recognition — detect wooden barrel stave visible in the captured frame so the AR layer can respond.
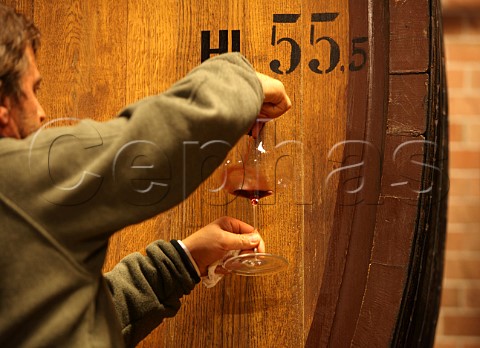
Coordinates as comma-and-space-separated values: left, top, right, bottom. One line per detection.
0, 0, 447, 346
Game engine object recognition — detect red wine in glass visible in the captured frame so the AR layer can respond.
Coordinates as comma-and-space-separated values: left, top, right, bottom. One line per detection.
222, 165, 273, 204
219, 162, 287, 276
218, 130, 288, 276
233, 189, 273, 205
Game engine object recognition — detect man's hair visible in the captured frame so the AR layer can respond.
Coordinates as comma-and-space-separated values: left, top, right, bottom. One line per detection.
0, 4, 40, 104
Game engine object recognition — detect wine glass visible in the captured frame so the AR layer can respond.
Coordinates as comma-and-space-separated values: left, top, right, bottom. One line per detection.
219, 120, 288, 276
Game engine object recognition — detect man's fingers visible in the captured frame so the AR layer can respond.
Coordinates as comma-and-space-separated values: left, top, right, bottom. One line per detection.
258, 237, 265, 253
214, 216, 265, 252
259, 98, 291, 119
216, 216, 255, 235
224, 231, 262, 251
256, 72, 292, 119
248, 121, 264, 138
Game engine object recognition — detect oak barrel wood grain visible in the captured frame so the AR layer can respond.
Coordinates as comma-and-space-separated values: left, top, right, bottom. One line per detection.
1, 0, 447, 346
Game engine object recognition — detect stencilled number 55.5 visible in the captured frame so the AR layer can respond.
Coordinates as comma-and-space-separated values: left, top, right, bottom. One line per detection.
270, 13, 368, 75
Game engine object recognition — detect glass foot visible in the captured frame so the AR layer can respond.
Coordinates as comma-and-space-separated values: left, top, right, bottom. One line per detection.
223, 252, 288, 276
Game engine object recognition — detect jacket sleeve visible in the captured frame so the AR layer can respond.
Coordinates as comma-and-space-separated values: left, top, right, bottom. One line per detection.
103, 240, 197, 347
4, 53, 263, 253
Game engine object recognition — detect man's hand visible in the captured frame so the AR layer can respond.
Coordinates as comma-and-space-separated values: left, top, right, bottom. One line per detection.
250, 72, 292, 137
181, 216, 265, 276
256, 72, 292, 119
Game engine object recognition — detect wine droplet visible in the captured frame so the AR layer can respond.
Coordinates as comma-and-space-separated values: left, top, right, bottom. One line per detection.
250, 198, 259, 206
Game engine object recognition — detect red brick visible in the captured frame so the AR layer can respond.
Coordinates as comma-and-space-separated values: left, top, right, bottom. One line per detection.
441, 287, 461, 307
473, 70, 480, 89
446, 43, 480, 63
449, 96, 480, 116
466, 288, 480, 308
443, 15, 465, 36
449, 122, 465, 143
463, 16, 480, 35
440, 5, 480, 345
449, 177, 480, 197
447, 69, 466, 89
434, 342, 463, 348
434, 341, 458, 348
444, 258, 480, 279
464, 343, 480, 348
466, 124, 480, 144
446, 232, 480, 251
447, 223, 480, 233
443, 0, 480, 14
443, 313, 480, 335
447, 203, 480, 224
449, 149, 480, 169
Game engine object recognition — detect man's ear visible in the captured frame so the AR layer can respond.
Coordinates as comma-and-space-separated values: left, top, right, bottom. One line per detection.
0, 97, 11, 126
0, 105, 9, 126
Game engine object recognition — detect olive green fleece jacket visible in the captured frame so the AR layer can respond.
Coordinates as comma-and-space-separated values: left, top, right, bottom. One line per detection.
0, 53, 263, 347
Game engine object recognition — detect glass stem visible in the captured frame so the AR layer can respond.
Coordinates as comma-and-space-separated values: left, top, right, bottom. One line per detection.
252, 203, 258, 254
252, 202, 257, 231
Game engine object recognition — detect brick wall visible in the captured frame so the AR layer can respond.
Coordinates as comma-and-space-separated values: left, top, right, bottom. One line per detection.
434, 0, 480, 347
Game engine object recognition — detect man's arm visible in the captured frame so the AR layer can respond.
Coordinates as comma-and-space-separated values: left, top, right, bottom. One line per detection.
104, 240, 194, 347
3, 53, 264, 247
104, 217, 263, 347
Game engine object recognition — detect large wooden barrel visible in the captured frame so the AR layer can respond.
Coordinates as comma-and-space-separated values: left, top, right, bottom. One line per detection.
3, 0, 448, 346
